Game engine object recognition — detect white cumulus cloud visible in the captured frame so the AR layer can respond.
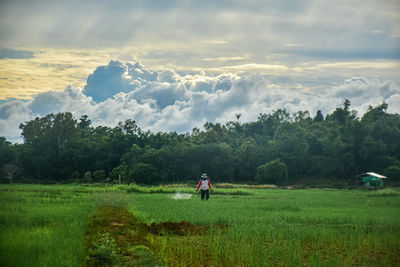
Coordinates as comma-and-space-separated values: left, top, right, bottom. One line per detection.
330, 76, 400, 113
0, 61, 399, 143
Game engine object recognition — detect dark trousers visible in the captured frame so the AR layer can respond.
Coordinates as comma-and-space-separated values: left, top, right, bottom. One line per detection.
200, 189, 209, 200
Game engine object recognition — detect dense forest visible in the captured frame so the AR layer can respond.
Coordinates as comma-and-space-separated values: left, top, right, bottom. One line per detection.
1, 100, 400, 187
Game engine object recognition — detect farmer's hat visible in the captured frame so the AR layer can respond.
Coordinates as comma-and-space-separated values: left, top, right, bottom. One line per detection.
201, 173, 208, 178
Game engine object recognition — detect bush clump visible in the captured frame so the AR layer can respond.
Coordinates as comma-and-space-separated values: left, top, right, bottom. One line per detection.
256, 159, 288, 185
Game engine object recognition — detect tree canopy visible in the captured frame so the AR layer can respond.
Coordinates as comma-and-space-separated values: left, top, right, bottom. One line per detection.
1, 100, 400, 186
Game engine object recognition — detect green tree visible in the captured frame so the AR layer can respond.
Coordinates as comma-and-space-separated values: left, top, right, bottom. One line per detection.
0, 137, 20, 182
78, 115, 93, 138
272, 122, 309, 179
130, 162, 159, 184
255, 109, 291, 138
326, 99, 355, 125
384, 165, 400, 185
313, 110, 324, 122
256, 159, 288, 185
19, 112, 81, 180
1, 164, 19, 183
110, 164, 129, 184
237, 137, 258, 181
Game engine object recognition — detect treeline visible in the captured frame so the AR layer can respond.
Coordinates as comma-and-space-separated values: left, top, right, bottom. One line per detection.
1, 100, 400, 186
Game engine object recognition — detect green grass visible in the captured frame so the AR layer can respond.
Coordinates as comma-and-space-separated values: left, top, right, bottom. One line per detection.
127, 188, 400, 266
125, 183, 253, 195
1, 184, 399, 266
0, 186, 96, 267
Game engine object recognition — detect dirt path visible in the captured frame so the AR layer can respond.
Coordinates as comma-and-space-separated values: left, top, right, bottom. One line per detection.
84, 206, 209, 266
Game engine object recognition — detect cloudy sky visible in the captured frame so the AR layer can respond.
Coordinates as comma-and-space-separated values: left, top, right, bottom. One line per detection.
0, 0, 399, 142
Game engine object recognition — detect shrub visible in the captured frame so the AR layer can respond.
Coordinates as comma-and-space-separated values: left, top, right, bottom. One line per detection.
83, 171, 93, 183
70, 171, 80, 180
93, 170, 106, 182
384, 165, 400, 185
256, 159, 288, 185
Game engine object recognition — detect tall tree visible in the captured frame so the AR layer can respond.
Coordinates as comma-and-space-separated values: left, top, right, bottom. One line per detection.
272, 122, 309, 180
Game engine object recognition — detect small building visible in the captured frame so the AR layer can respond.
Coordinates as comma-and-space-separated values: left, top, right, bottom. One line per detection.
358, 172, 387, 187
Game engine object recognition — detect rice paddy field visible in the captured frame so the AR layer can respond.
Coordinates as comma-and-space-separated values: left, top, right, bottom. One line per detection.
0, 184, 399, 266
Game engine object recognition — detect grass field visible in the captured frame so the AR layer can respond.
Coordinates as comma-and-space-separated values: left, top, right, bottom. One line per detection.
0, 184, 399, 266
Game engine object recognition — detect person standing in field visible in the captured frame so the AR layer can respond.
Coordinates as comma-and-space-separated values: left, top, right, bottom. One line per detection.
196, 173, 212, 200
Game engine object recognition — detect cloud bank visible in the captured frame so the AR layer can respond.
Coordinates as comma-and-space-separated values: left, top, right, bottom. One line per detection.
1, 61, 399, 143
1, 0, 399, 61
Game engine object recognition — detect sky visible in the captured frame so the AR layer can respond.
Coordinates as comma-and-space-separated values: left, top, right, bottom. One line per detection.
0, 0, 399, 142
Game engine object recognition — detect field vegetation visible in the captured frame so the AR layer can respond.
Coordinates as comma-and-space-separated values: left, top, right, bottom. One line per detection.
1, 184, 399, 266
